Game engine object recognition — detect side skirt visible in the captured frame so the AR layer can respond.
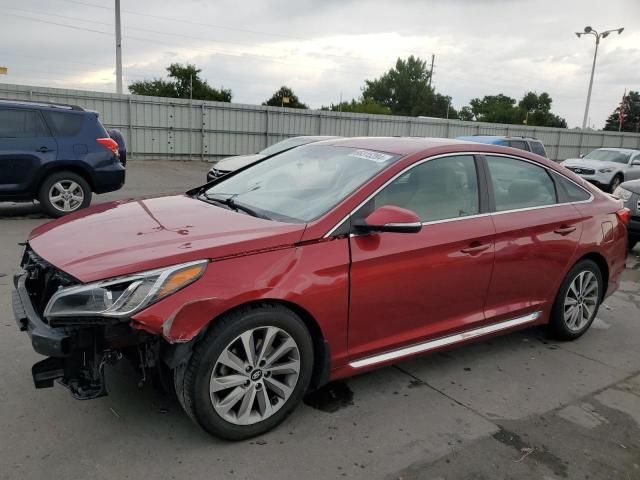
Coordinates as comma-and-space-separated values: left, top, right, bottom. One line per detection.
348, 311, 542, 369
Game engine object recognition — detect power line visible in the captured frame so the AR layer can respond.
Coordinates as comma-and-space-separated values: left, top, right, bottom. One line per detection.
12, 4, 415, 67
3, 10, 393, 78
55, 0, 304, 41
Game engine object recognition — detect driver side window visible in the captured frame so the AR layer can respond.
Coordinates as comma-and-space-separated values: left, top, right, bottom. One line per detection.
364, 155, 480, 223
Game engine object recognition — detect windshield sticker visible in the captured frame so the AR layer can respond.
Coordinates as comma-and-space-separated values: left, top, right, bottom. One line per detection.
348, 150, 394, 163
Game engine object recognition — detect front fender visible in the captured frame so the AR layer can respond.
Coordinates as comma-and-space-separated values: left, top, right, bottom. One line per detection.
131, 237, 351, 366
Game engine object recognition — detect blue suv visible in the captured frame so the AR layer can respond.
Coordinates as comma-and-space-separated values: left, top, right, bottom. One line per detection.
457, 135, 548, 158
0, 100, 125, 217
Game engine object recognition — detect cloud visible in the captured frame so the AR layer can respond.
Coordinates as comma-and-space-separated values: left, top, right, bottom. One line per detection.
0, 0, 637, 128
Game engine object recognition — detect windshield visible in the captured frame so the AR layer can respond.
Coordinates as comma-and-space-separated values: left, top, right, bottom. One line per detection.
259, 137, 315, 156
584, 149, 631, 164
204, 145, 400, 222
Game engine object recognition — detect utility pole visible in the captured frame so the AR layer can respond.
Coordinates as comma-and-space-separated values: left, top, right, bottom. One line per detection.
115, 0, 123, 94
428, 54, 435, 87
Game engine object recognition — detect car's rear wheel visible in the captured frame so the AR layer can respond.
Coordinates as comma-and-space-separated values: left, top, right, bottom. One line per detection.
176, 304, 313, 440
39, 171, 92, 217
629, 237, 638, 251
609, 174, 623, 193
549, 259, 603, 340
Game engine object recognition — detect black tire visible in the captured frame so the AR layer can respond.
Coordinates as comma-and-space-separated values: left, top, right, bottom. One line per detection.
629, 237, 638, 251
38, 171, 92, 218
609, 174, 623, 193
549, 259, 603, 341
175, 303, 314, 440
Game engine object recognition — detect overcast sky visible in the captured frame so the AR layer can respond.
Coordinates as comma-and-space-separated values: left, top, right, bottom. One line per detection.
1, 0, 638, 128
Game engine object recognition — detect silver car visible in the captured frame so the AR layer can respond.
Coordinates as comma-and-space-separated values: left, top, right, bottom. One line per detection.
206, 136, 341, 181
613, 179, 640, 250
561, 148, 640, 192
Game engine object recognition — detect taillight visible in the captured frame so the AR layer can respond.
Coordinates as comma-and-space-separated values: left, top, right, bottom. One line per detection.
97, 137, 119, 156
616, 207, 631, 226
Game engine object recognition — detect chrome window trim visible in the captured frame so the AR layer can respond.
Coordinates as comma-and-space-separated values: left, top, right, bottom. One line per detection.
348, 311, 541, 369
323, 151, 594, 238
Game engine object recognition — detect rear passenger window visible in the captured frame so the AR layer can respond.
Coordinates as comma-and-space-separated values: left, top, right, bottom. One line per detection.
369, 155, 480, 222
0, 109, 48, 138
486, 155, 556, 211
508, 140, 528, 151
42, 111, 84, 136
551, 172, 591, 202
530, 141, 547, 157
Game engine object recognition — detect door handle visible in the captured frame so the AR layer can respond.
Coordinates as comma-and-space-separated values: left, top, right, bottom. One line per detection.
554, 225, 576, 235
461, 242, 491, 254
37, 146, 53, 153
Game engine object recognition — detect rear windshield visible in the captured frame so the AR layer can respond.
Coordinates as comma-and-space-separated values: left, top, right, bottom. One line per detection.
42, 111, 85, 137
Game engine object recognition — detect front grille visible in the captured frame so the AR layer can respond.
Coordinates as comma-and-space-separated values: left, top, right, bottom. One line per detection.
21, 246, 79, 319
637, 198, 640, 214
567, 167, 595, 175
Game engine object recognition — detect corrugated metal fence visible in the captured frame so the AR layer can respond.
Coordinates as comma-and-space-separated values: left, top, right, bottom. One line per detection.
2, 83, 639, 162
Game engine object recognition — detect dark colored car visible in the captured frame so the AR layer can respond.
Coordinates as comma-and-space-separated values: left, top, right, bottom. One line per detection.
206, 136, 341, 181
457, 135, 548, 158
13, 137, 628, 440
0, 99, 125, 217
613, 179, 640, 249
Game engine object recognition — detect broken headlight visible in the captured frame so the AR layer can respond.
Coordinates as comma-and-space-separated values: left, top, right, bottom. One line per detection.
44, 260, 207, 319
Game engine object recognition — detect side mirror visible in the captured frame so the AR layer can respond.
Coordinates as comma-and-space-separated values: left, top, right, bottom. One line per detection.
632, 159, 640, 166
579, 153, 585, 158
355, 205, 422, 234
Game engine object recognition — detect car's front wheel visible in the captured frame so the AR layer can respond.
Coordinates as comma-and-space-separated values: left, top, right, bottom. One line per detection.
176, 304, 314, 440
609, 174, 623, 193
38, 171, 92, 217
549, 259, 603, 340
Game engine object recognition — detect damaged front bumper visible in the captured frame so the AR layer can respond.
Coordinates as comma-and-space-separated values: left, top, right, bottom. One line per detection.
13, 271, 154, 400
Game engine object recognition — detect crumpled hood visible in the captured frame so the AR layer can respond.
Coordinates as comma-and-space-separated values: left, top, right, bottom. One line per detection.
28, 195, 306, 283
213, 154, 265, 172
562, 158, 622, 170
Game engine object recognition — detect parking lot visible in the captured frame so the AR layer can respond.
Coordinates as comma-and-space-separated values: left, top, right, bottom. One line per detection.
1, 160, 639, 480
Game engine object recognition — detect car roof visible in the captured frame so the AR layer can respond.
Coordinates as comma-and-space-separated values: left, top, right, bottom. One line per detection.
0, 99, 84, 111
317, 136, 484, 155
593, 147, 640, 154
456, 135, 540, 143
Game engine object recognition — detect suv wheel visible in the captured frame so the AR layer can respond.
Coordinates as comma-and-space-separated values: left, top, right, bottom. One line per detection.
39, 171, 92, 217
176, 303, 314, 440
549, 259, 602, 340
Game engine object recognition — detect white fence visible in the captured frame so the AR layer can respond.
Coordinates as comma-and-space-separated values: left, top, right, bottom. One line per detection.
2, 83, 639, 162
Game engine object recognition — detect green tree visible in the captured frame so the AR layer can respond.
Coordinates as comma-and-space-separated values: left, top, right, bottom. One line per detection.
128, 63, 232, 102
469, 94, 521, 124
322, 98, 391, 115
518, 91, 567, 128
263, 86, 308, 109
362, 56, 429, 116
604, 91, 640, 132
463, 92, 566, 127
361, 56, 458, 119
458, 106, 474, 121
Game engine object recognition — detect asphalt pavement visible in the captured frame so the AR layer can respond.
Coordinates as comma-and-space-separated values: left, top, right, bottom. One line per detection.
1, 160, 639, 480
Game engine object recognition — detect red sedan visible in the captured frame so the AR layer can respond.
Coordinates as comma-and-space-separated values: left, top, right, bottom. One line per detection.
13, 137, 629, 440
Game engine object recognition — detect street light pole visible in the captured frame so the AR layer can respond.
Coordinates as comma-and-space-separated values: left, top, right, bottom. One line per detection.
115, 0, 123, 94
576, 26, 624, 129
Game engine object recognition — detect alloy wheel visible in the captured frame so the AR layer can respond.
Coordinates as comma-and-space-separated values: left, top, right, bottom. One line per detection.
563, 271, 599, 332
210, 326, 301, 425
48, 180, 85, 212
